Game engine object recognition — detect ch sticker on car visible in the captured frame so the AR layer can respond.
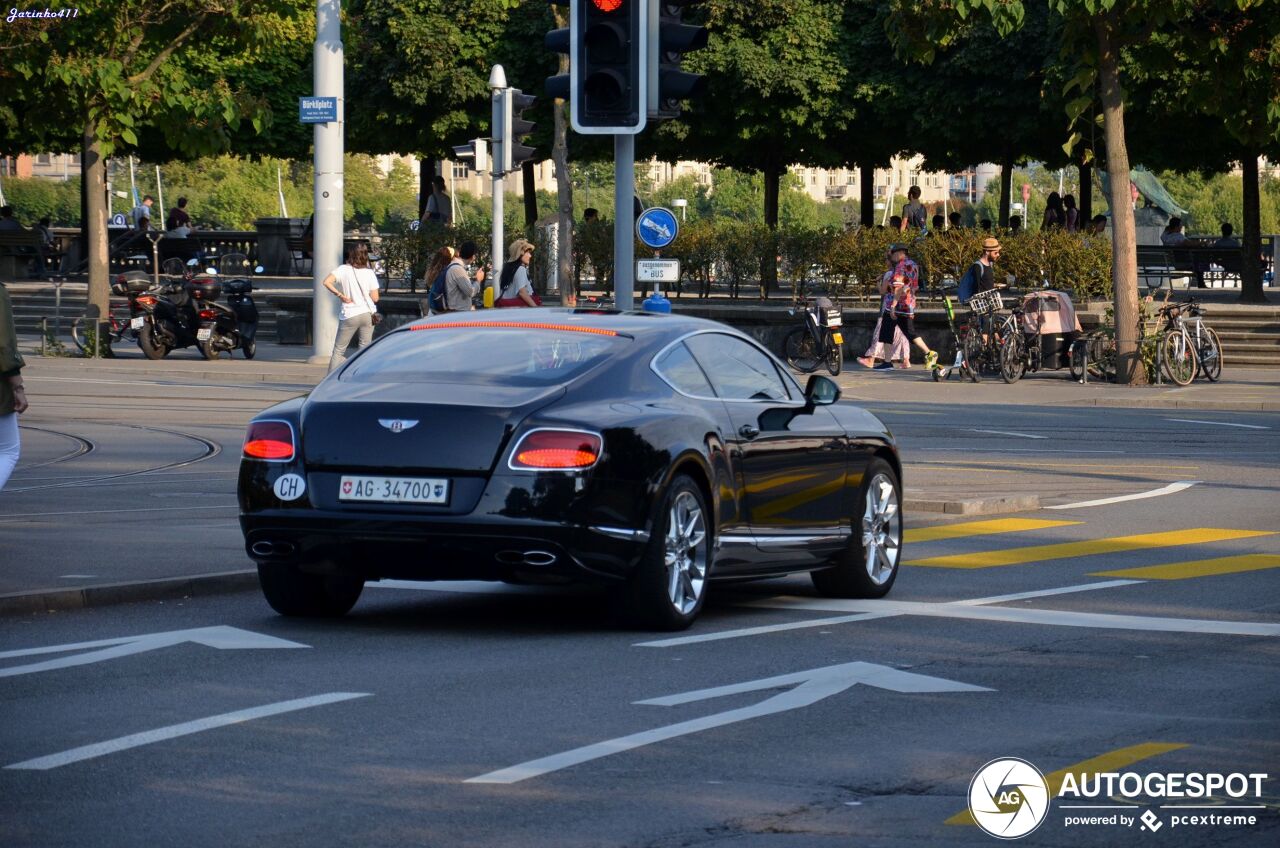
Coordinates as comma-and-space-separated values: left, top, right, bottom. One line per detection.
273, 473, 306, 502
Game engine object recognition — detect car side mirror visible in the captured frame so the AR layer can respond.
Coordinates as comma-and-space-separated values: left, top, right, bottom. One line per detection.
804, 375, 841, 408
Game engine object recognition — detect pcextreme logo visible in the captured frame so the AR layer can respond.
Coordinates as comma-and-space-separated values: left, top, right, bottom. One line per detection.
967, 757, 1272, 839
968, 758, 1051, 839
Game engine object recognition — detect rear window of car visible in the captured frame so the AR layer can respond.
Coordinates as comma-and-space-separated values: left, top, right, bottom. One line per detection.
340, 325, 629, 386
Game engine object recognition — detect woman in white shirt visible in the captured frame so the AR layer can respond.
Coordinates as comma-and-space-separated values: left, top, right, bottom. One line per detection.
495, 238, 539, 307
321, 243, 380, 371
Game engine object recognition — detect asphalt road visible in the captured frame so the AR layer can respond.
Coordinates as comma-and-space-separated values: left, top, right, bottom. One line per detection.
1, 367, 1278, 847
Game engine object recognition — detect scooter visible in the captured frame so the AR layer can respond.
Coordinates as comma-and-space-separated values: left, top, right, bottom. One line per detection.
193, 253, 261, 360
134, 257, 208, 359
931, 284, 980, 383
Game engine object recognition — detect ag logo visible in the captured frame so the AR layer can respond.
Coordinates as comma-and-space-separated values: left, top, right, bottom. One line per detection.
968, 758, 1050, 839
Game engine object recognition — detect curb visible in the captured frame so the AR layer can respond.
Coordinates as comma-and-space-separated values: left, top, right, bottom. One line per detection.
1051, 399, 1279, 411
905, 494, 1041, 516
0, 570, 258, 617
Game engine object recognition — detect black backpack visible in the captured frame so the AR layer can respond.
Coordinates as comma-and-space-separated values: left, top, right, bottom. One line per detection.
428, 268, 449, 313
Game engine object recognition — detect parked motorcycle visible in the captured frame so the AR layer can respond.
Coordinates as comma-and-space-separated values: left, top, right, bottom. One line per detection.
193, 253, 261, 360
134, 257, 209, 359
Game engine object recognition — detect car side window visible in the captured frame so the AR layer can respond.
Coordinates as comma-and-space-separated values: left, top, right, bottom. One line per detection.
685, 334, 791, 401
654, 342, 716, 397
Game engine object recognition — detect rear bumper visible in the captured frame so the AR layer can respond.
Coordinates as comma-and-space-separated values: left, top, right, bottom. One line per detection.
240, 511, 645, 584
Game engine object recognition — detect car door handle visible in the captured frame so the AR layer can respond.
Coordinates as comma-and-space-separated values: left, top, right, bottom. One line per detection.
739, 424, 761, 440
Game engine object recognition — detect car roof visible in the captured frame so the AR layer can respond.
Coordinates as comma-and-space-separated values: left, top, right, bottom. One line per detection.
402, 308, 737, 344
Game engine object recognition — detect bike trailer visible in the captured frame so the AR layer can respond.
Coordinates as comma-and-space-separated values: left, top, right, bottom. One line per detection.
1019, 289, 1082, 370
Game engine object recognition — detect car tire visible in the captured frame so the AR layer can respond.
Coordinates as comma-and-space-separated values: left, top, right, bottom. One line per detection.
811, 458, 902, 598
621, 474, 711, 631
257, 562, 364, 617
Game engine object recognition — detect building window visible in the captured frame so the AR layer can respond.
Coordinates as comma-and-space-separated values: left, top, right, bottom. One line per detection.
847, 172, 857, 185
452, 163, 469, 180
36, 154, 52, 166
828, 172, 839, 186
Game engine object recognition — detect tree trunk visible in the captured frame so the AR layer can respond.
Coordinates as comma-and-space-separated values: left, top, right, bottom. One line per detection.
83, 122, 109, 322
522, 161, 538, 229
761, 161, 780, 298
1095, 16, 1144, 385
551, 55, 574, 307
998, 157, 1012, 228
860, 162, 874, 228
1239, 153, 1264, 304
1079, 160, 1092, 223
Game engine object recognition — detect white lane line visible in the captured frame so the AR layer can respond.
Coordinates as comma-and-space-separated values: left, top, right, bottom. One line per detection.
5, 693, 370, 771
969, 429, 1048, 439
640, 581, 1147, 648
1047, 481, 1200, 510
1165, 418, 1271, 430
635, 612, 900, 648
948, 579, 1145, 606
751, 597, 1280, 637
0, 505, 234, 521
917, 447, 1125, 454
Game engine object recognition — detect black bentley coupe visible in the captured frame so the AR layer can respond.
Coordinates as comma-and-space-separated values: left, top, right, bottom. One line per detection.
239, 309, 903, 630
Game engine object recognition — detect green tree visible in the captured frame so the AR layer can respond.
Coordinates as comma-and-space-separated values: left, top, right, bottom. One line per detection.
0, 0, 303, 318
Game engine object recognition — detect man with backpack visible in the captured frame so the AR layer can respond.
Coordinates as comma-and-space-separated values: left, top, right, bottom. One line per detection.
958, 237, 1000, 304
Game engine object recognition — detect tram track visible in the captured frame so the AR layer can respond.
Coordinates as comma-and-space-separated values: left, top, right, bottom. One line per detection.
11, 426, 96, 472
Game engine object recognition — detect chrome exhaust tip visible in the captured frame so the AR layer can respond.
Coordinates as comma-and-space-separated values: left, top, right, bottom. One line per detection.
522, 551, 557, 567
250, 541, 275, 557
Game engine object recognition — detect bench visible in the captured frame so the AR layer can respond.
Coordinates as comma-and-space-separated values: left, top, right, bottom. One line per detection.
0, 230, 64, 278
1136, 244, 1245, 289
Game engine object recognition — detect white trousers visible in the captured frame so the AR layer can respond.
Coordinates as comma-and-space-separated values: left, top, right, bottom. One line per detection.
0, 413, 19, 491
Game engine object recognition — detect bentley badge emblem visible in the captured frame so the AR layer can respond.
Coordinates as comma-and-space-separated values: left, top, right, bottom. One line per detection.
378, 419, 419, 434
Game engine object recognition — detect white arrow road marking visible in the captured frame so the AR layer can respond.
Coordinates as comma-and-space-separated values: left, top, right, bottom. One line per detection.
1165, 418, 1270, 430
5, 693, 369, 771
466, 662, 988, 784
1047, 481, 1200, 510
969, 429, 1048, 439
0, 626, 308, 678
637, 580, 1142, 648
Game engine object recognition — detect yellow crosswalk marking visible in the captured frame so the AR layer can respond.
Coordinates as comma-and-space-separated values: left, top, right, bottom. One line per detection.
1091, 554, 1280, 581
906, 528, 1274, 570
947, 742, 1188, 825
905, 518, 1081, 544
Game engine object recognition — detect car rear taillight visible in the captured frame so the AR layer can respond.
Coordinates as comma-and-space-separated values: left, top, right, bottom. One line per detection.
509, 429, 602, 470
199, 309, 217, 320
243, 420, 295, 461
136, 295, 157, 307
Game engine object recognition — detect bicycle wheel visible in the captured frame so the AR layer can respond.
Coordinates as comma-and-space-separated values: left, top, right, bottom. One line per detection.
1000, 333, 1026, 384
825, 335, 843, 376
71, 317, 115, 356
1197, 327, 1223, 382
1087, 333, 1116, 381
1160, 330, 1196, 386
69, 317, 87, 355
783, 328, 820, 373
960, 325, 983, 383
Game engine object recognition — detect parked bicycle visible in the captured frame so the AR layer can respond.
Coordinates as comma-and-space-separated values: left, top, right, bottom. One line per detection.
1160, 296, 1222, 385
69, 270, 153, 355
783, 296, 844, 376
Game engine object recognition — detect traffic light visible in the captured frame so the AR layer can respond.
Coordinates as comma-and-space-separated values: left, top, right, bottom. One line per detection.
573, 0, 647, 134
502, 88, 538, 173
451, 138, 488, 175
649, 0, 708, 119
545, 2, 571, 102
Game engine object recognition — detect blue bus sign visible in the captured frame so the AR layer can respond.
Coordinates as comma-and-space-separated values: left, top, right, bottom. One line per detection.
299, 97, 338, 124
636, 207, 678, 250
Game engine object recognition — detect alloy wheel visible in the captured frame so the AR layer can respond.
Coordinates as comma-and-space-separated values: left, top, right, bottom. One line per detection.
861, 473, 901, 585
664, 491, 708, 614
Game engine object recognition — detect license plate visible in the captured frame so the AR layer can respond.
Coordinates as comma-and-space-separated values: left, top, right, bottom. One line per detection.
130, 317, 145, 330
339, 476, 449, 505
831, 332, 844, 344
197, 328, 213, 341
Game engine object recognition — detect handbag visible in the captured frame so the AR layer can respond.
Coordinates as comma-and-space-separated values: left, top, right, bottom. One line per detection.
356, 267, 382, 324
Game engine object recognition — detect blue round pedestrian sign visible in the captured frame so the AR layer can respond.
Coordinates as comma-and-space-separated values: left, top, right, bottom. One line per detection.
110, 213, 128, 227
636, 207, 678, 250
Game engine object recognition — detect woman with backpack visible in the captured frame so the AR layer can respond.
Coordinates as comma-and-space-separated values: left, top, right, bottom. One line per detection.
495, 239, 540, 308
424, 246, 455, 315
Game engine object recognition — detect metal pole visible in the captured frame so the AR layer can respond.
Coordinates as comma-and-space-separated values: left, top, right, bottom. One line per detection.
155, 165, 164, 224
490, 66, 507, 304
310, 0, 344, 364
614, 134, 635, 310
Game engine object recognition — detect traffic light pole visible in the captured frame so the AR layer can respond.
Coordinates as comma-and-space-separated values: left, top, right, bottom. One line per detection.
311, 0, 343, 364
490, 66, 507, 303
614, 133, 635, 310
